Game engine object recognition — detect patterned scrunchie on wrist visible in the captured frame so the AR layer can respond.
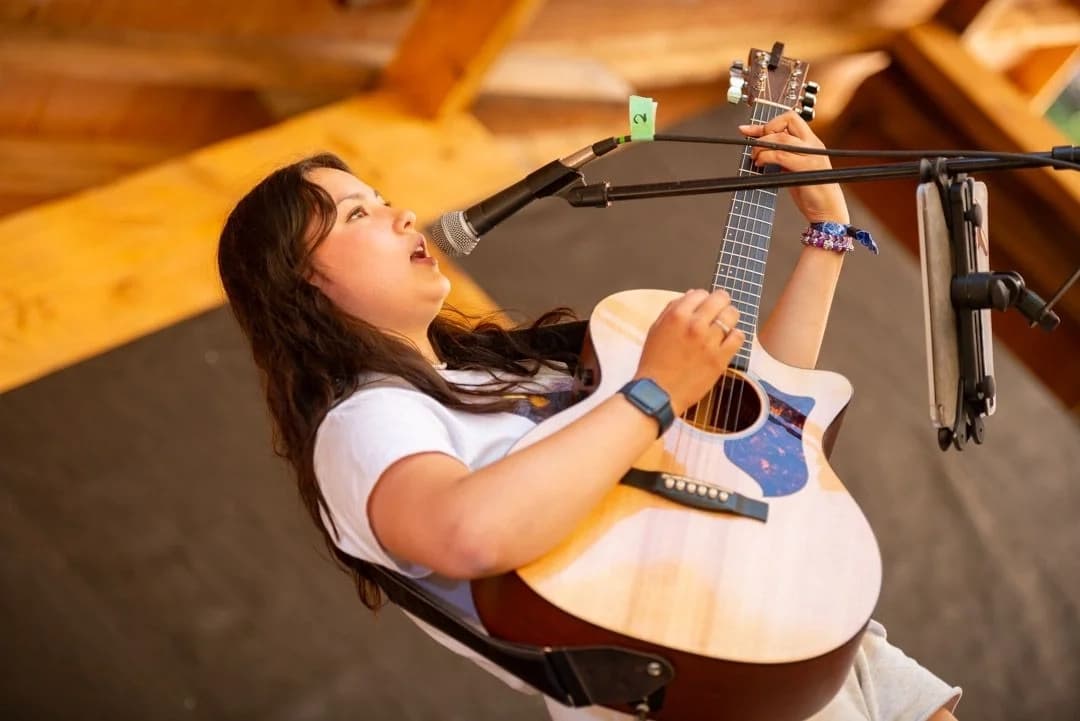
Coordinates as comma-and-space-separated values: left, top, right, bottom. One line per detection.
801, 221, 879, 255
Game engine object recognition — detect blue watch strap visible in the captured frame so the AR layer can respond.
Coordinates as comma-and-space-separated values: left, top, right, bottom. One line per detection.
618, 378, 675, 437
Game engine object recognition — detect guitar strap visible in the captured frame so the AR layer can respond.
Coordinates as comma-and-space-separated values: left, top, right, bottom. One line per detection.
353, 558, 674, 712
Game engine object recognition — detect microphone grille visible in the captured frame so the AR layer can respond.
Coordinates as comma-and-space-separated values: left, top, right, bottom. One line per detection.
429, 211, 479, 257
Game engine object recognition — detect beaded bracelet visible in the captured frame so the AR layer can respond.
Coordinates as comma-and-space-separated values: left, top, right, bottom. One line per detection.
801, 221, 879, 255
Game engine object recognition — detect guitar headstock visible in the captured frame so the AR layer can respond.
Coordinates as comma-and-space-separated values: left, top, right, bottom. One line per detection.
727, 42, 817, 121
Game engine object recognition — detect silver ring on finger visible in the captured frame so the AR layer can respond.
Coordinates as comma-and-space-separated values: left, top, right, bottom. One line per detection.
713, 318, 732, 335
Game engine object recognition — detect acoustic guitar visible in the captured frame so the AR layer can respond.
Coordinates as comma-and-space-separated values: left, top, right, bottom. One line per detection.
472, 46, 882, 721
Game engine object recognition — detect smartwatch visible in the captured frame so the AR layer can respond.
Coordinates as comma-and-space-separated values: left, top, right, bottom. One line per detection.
618, 378, 675, 437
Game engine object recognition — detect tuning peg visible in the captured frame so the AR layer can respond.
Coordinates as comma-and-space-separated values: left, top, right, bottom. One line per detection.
727, 62, 746, 105
800, 94, 816, 109
798, 106, 816, 122
804, 81, 820, 95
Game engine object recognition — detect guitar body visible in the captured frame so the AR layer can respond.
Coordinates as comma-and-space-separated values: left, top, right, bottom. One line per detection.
472, 289, 882, 721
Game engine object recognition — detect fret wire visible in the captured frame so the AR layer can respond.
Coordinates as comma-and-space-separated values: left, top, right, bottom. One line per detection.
714, 274, 764, 290
713, 100, 787, 355
720, 245, 768, 261
714, 290, 763, 304
718, 252, 766, 267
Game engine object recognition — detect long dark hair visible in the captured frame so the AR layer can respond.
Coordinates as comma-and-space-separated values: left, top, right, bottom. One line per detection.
218, 152, 576, 609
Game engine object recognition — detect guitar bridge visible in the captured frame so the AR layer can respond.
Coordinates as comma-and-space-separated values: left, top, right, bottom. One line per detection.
620, 469, 769, 522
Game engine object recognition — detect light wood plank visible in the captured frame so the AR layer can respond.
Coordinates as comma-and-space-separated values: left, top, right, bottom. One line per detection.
0, 21, 385, 90
823, 61, 1080, 409
382, 0, 546, 117
934, 0, 1007, 34
1007, 43, 1080, 113
0, 136, 188, 196
515, 25, 897, 88
0, 91, 524, 392
892, 22, 1080, 224
964, 1, 1080, 70
482, 51, 632, 100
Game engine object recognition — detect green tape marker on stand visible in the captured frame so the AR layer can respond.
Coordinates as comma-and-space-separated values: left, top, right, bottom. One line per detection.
629, 95, 658, 141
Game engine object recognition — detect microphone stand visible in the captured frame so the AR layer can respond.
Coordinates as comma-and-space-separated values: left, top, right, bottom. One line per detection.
562, 149, 1079, 451
562, 151, 1079, 204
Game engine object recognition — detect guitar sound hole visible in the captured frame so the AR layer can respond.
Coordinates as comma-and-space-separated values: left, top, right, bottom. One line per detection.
682, 372, 763, 434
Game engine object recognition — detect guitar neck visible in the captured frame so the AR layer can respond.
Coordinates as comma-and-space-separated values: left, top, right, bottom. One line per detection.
713, 101, 790, 371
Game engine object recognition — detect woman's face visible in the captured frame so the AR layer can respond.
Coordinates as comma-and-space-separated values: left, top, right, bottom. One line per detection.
304, 167, 450, 333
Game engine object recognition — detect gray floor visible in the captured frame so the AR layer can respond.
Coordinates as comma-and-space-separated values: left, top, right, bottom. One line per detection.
2, 105, 1078, 721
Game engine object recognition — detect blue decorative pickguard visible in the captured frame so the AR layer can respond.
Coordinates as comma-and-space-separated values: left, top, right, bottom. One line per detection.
724, 381, 815, 497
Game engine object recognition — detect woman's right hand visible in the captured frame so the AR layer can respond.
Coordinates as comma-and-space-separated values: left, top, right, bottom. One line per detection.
635, 289, 744, 415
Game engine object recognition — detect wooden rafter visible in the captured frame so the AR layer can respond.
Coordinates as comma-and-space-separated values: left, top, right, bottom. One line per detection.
382, 0, 547, 117
965, 1, 1080, 70
0, 92, 527, 393
1007, 43, 1080, 113
0, 136, 189, 197
825, 20, 1080, 410
0, 21, 384, 90
515, 24, 897, 88
892, 23, 1080, 224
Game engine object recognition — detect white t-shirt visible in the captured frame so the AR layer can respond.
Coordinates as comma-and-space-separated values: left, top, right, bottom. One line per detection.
313, 366, 960, 721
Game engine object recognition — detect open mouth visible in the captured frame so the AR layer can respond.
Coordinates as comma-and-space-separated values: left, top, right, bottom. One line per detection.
410, 236, 431, 261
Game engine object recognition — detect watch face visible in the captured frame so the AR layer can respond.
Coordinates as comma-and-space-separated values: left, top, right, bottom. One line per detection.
634, 379, 670, 410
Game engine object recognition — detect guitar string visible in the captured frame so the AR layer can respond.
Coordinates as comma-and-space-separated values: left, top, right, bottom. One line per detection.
736, 100, 782, 432
711, 109, 751, 437
710, 102, 755, 437
723, 109, 758, 435
686, 104, 755, 457
726, 100, 780, 435
719, 100, 767, 434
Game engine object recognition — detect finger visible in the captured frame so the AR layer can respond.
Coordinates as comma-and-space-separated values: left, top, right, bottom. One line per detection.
688, 290, 732, 336
750, 131, 803, 164
738, 123, 763, 136
756, 131, 803, 149
718, 327, 746, 356
779, 111, 820, 145
653, 295, 680, 325
655, 289, 701, 326
752, 149, 804, 169
671, 288, 710, 320
757, 110, 796, 136
714, 304, 740, 334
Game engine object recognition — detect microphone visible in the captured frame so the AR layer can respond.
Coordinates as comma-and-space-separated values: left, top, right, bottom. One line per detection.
430, 138, 619, 256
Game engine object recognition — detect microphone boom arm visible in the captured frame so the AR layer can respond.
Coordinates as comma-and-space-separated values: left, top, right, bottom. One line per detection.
562, 147, 1078, 452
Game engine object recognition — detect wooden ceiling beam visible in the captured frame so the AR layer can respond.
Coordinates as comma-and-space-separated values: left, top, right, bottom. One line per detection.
0, 92, 527, 393
0, 21, 384, 90
382, 0, 546, 118
934, 0, 1007, 33
1006, 43, 1080, 114
965, 1, 1080, 70
0, 135, 189, 196
513, 24, 895, 88
892, 22, 1080, 222
824, 21, 1080, 409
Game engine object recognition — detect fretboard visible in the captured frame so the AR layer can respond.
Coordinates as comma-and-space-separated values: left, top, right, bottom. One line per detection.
713, 101, 788, 371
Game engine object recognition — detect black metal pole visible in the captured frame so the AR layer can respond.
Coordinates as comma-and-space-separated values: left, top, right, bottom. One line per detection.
563, 153, 1075, 207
